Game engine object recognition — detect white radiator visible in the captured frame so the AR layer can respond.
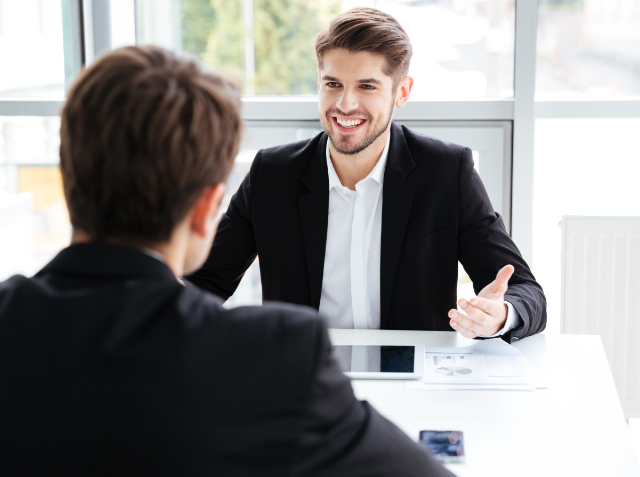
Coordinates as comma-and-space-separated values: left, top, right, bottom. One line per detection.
561, 216, 640, 418
0, 193, 35, 281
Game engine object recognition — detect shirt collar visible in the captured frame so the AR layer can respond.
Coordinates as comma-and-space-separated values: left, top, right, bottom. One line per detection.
140, 247, 168, 264
326, 132, 391, 191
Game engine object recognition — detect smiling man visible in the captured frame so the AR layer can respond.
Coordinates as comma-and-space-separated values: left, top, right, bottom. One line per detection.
186, 7, 547, 341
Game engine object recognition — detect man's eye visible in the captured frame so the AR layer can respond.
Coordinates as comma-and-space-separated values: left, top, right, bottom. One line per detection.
361, 84, 376, 90
327, 82, 341, 88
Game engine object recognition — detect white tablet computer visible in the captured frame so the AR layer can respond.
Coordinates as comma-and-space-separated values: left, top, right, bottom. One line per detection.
331, 344, 424, 379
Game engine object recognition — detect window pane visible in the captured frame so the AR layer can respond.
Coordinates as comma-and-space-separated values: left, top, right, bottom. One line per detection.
0, 1, 67, 97
0, 117, 70, 281
537, 0, 640, 98
137, 0, 515, 98
532, 118, 640, 334
367, 0, 515, 99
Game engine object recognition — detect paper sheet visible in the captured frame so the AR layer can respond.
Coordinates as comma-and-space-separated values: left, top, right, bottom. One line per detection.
406, 338, 540, 391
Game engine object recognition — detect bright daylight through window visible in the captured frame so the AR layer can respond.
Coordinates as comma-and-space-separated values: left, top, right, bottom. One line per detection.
0, 1, 70, 281
532, 0, 640, 333
537, 0, 640, 97
138, 0, 516, 98
533, 118, 640, 334
2, 0, 640, 323
0, 1, 66, 97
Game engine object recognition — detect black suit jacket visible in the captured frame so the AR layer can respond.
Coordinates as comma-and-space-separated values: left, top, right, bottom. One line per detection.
186, 122, 546, 340
0, 243, 452, 477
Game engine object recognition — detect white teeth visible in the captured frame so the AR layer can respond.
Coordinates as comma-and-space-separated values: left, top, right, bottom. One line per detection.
337, 118, 363, 128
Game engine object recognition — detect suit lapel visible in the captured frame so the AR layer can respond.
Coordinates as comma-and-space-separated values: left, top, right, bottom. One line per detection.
298, 134, 330, 310
380, 123, 416, 328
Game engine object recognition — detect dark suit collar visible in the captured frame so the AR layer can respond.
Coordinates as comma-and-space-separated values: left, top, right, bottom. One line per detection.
380, 122, 417, 328
387, 121, 416, 178
299, 134, 330, 309
38, 242, 177, 282
301, 133, 329, 191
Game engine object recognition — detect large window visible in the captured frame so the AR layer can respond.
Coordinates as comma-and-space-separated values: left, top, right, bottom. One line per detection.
2, 0, 638, 328
0, 0, 83, 281
532, 0, 640, 333
0, 116, 68, 280
537, 0, 640, 98
0, 1, 66, 97
131, 0, 519, 305
137, 0, 516, 98
532, 119, 640, 333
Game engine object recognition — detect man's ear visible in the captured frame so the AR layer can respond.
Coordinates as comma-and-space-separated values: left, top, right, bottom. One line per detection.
190, 183, 226, 238
395, 76, 414, 108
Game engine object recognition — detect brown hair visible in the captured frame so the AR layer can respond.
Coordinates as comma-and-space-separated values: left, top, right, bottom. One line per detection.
315, 7, 413, 85
59, 45, 242, 245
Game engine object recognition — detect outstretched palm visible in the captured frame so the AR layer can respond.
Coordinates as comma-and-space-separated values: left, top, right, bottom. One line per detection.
448, 265, 515, 338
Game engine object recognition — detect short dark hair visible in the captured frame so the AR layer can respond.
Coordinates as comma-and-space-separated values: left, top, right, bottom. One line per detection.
59, 45, 242, 245
315, 7, 413, 85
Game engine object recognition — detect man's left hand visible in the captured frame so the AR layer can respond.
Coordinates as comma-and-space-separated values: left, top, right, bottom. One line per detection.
448, 265, 514, 338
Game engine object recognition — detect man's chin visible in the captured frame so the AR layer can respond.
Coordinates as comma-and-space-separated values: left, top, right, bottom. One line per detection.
333, 144, 362, 156
330, 134, 372, 156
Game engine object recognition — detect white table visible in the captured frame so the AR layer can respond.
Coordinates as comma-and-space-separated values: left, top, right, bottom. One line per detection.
328, 329, 640, 476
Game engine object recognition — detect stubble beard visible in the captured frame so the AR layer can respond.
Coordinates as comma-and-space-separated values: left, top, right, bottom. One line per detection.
322, 100, 395, 156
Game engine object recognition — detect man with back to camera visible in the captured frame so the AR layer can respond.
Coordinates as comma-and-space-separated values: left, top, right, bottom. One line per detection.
185, 8, 547, 341
0, 46, 453, 476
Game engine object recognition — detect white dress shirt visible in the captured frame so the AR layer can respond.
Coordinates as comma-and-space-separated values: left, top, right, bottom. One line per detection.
318, 134, 518, 337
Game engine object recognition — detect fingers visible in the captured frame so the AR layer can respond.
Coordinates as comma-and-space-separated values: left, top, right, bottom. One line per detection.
452, 265, 513, 337
464, 296, 503, 317
449, 296, 506, 338
448, 307, 484, 338
448, 312, 478, 339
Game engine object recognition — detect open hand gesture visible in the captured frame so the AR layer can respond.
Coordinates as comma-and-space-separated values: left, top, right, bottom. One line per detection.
448, 265, 514, 338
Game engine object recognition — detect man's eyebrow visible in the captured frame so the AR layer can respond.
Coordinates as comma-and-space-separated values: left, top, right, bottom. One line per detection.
320, 76, 383, 85
357, 78, 382, 85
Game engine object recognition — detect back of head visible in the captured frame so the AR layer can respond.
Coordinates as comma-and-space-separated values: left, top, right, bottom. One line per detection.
315, 7, 413, 86
60, 45, 242, 245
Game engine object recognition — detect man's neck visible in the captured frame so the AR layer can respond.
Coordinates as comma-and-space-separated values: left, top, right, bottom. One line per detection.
329, 127, 390, 191
71, 229, 185, 277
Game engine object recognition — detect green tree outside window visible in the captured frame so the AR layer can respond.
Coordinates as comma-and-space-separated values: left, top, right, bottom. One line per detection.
181, 0, 341, 95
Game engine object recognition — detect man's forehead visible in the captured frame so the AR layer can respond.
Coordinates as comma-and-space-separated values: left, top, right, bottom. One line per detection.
319, 49, 390, 82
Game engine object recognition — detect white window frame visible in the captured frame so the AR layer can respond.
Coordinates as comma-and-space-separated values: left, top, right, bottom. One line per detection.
2, 0, 640, 267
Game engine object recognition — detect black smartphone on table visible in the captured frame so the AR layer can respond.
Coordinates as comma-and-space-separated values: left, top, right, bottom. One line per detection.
419, 430, 465, 464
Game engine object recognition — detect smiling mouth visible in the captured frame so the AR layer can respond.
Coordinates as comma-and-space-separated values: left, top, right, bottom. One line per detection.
333, 117, 367, 132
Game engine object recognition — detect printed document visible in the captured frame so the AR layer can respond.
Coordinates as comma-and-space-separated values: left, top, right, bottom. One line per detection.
406, 338, 536, 391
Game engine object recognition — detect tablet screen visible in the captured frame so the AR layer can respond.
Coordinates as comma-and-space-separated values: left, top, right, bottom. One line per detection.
331, 345, 415, 373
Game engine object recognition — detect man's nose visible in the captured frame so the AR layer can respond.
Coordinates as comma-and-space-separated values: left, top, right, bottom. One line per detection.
336, 88, 358, 112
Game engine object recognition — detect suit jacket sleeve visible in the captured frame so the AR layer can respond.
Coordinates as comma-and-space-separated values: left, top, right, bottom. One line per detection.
183, 151, 263, 299
290, 321, 455, 477
457, 147, 547, 340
